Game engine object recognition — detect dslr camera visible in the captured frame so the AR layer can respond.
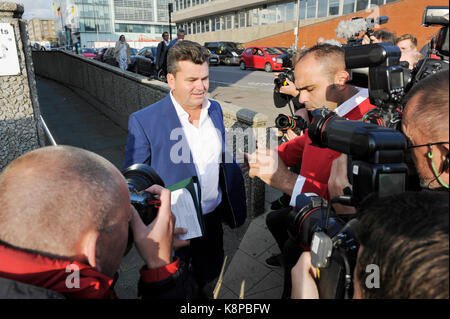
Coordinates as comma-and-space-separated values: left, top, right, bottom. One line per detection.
273, 69, 296, 108
122, 164, 165, 249
288, 109, 408, 298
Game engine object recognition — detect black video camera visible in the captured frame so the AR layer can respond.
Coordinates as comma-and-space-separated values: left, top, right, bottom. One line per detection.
344, 42, 407, 129
407, 6, 449, 89
122, 164, 165, 251
287, 108, 408, 298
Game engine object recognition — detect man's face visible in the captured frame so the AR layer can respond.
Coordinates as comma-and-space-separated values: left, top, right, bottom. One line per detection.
178, 32, 185, 40
120, 36, 125, 42
168, 60, 209, 110
397, 39, 416, 53
402, 94, 436, 188
294, 55, 335, 111
163, 33, 169, 41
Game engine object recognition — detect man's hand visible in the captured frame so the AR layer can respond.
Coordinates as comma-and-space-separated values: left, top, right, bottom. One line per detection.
279, 78, 299, 98
242, 143, 298, 195
291, 252, 319, 299
328, 154, 355, 214
130, 185, 189, 269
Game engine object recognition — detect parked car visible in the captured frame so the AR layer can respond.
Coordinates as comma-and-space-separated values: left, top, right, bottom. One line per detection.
275, 47, 295, 68
204, 41, 244, 65
80, 48, 97, 59
239, 47, 284, 72
102, 47, 138, 70
207, 49, 220, 66
95, 47, 108, 62
132, 46, 157, 76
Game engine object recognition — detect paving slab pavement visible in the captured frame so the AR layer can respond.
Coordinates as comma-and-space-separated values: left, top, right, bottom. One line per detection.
36, 76, 287, 299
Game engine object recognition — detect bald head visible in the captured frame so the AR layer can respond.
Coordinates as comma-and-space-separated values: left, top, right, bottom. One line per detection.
403, 70, 449, 141
296, 44, 346, 82
0, 146, 128, 257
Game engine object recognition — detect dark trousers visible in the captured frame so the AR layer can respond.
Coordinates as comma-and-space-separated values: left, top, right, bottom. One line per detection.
266, 207, 291, 252
266, 207, 303, 299
175, 202, 224, 289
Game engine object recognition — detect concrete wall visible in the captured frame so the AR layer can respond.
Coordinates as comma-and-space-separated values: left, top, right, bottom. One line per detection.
0, 2, 45, 170
31, 50, 269, 217
244, 0, 448, 49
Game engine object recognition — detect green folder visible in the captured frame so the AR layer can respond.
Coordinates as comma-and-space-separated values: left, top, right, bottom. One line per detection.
167, 176, 205, 236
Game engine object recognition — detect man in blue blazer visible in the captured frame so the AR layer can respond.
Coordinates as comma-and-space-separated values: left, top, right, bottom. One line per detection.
124, 40, 246, 294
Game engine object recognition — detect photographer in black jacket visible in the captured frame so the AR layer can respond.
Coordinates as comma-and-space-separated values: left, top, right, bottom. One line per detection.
0, 146, 197, 299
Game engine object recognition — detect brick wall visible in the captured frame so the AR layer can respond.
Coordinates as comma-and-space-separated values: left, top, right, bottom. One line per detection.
244, 0, 447, 50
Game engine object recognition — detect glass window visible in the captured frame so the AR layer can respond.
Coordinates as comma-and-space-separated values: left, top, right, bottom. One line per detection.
317, 0, 328, 18
385, 0, 398, 3
234, 13, 239, 29
239, 11, 245, 28
211, 18, 215, 31
197, 20, 201, 33
370, 0, 384, 6
299, 0, 306, 20
307, 0, 317, 19
226, 14, 232, 29
285, 2, 295, 22
204, 19, 209, 32
329, 0, 339, 15
356, 0, 369, 11
215, 16, 220, 31
343, 0, 355, 14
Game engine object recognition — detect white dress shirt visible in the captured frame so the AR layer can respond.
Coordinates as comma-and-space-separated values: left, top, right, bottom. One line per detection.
170, 91, 223, 214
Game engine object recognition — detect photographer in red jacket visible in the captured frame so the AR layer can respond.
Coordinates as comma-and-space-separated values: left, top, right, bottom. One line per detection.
0, 146, 197, 299
244, 44, 375, 298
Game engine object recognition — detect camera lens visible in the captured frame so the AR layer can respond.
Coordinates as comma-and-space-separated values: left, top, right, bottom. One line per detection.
123, 164, 165, 192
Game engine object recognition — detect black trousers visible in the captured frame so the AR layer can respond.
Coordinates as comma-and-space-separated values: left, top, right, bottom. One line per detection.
175, 202, 224, 289
265, 207, 303, 299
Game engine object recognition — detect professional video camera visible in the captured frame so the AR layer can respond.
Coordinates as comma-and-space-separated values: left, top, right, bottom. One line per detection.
408, 6, 449, 89
123, 164, 165, 250
336, 16, 389, 46
287, 107, 408, 298
344, 42, 406, 129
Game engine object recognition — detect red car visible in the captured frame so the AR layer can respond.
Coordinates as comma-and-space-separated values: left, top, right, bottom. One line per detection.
80, 48, 97, 59
239, 47, 284, 72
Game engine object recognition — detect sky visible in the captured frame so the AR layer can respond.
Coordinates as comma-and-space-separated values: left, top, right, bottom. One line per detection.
10, 0, 55, 20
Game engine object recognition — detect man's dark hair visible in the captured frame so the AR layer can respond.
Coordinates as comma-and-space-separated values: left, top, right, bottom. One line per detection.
404, 69, 449, 141
167, 40, 209, 75
373, 29, 397, 44
162, 31, 168, 37
355, 191, 449, 299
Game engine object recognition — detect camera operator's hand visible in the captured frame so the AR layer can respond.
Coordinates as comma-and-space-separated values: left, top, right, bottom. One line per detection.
243, 143, 298, 195
291, 252, 319, 299
279, 78, 299, 98
328, 154, 355, 214
362, 34, 379, 45
130, 185, 189, 269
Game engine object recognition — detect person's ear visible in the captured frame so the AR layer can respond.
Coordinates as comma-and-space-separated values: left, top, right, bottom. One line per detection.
167, 73, 176, 90
335, 70, 350, 87
79, 229, 99, 269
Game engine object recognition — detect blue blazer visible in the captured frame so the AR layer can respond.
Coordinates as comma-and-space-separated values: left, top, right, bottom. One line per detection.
124, 95, 247, 228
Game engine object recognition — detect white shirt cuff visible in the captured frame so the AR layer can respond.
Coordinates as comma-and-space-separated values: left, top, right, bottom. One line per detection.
290, 175, 306, 207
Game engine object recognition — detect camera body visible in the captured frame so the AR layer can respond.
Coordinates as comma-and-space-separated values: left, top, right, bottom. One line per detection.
122, 164, 165, 253
273, 69, 296, 108
274, 114, 308, 135
288, 108, 408, 298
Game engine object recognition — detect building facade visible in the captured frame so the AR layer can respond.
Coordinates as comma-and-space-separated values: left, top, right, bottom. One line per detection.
172, 0, 399, 45
58, 0, 177, 47
27, 18, 59, 43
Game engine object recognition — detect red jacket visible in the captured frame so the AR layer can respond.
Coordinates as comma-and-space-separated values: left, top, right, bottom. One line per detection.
0, 242, 189, 299
277, 88, 375, 205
